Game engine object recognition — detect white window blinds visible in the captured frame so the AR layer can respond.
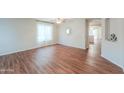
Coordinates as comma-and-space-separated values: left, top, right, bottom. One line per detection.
37, 22, 53, 43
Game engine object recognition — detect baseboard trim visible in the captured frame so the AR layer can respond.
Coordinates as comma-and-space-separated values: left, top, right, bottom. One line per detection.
101, 54, 124, 72
121, 67, 124, 72
57, 43, 86, 50
0, 43, 57, 56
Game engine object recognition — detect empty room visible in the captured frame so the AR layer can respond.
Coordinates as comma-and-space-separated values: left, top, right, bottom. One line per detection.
0, 18, 123, 74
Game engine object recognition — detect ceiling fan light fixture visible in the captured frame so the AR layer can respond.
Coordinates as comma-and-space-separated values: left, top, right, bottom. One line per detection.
56, 18, 63, 24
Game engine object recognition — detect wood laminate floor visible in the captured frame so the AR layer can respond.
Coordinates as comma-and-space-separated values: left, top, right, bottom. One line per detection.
0, 44, 123, 74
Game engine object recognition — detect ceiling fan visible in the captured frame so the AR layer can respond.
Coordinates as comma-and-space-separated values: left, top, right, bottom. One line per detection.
56, 18, 64, 24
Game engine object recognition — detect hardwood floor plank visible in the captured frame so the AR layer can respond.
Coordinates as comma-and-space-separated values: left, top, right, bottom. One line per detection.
0, 44, 123, 74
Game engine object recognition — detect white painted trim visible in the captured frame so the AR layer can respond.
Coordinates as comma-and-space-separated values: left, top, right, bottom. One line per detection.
101, 54, 124, 72
58, 43, 86, 50
0, 43, 57, 56
123, 67, 124, 72
0, 46, 39, 56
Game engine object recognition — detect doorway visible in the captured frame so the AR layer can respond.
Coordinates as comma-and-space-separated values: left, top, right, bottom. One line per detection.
86, 19, 102, 56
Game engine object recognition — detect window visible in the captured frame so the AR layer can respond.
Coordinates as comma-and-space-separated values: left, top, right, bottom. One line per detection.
37, 22, 53, 43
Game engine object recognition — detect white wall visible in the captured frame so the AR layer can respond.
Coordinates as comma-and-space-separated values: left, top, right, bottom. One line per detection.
58, 18, 87, 49
0, 18, 57, 56
101, 18, 124, 69
1, 18, 123, 70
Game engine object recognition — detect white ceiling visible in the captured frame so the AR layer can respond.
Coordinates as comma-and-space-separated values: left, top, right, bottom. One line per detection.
35, 18, 57, 23
35, 18, 71, 23
88, 18, 102, 26
35, 18, 102, 26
